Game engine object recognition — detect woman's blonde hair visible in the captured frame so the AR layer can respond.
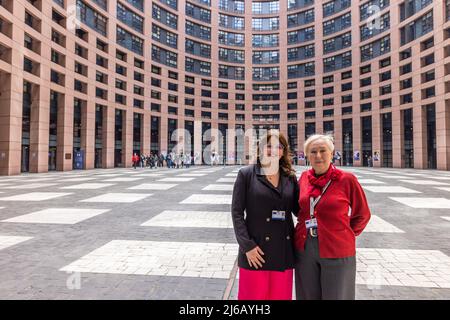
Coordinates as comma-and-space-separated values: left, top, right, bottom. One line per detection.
304, 134, 335, 154
257, 131, 296, 176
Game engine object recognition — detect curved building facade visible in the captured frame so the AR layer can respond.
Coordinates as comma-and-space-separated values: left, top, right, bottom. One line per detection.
0, 0, 449, 175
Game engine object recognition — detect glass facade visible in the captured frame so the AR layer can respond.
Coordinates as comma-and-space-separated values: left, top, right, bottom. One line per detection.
1, 0, 449, 176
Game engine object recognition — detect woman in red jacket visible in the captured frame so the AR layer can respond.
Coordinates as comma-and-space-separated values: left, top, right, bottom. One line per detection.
294, 134, 371, 300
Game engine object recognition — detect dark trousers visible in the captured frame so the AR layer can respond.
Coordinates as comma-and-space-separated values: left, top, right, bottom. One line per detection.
295, 234, 356, 300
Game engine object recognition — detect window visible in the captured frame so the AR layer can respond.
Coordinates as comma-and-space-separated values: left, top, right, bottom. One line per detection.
152, 45, 178, 68
76, 0, 107, 36
253, 34, 279, 47
117, 2, 144, 33
116, 26, 144, 55
219, 30, 244, 46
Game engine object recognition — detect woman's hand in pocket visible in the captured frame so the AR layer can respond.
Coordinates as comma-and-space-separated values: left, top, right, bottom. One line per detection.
246, 246, 265, 269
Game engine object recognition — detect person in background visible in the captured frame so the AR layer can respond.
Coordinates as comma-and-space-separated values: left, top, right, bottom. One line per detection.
132, 153, 138, 169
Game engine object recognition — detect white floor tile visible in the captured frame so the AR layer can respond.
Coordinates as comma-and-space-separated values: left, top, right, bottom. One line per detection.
363, 186, 421, 193
377, 175, 414, 179
128, 183, 178, 190
356, 249, 450, 288
141, 210, 232, 228
121, 170, 144, 174
389, 197, 450, 208
5, 183, 57, 189
134, 173, 165, 177
158, 177, 195, 182
60, 240, 238, 279
61, 177, 98, 182
61, 183, 115, 190
364, 215, 405, 233
376, 171, 406, 175
1, 208, 110, 224
180, 194, 232, 205
0, 179, 22, 183
217, 178, 236, 183
103, 177, 143, 182
0, 184, 11, 187
357, 179, 385, 184
0, 235, 33, 251
355, 172, 383, 175
81, 193, 152, 203
0, 192, 72, 201
94, 174, 124, 178
202, 184, 234, 191
435, 187, 450, 192
400, 180, 450, 186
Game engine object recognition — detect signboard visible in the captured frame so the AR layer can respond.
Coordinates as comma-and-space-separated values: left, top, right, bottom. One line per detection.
73, 150, 84, 170
373, 151, 380, 161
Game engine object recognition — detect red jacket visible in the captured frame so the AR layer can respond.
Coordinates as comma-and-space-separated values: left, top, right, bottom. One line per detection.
294, 169, 371, 258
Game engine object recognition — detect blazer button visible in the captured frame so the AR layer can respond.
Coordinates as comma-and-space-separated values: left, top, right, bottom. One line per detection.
286, 236, 291, 240
265, 236, 270, 242
266, 218, 270, 222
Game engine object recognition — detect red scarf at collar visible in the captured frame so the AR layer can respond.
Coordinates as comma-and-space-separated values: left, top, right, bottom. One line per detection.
306, 163, 342, 198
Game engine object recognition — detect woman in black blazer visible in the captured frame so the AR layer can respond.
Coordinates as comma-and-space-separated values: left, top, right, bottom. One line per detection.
231, 131, 299, 300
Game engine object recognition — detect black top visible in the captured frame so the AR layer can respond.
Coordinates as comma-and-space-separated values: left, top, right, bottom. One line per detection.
231, 164, 300, 271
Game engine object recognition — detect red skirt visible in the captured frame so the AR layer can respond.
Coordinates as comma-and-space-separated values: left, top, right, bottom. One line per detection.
238, 268, 293, 300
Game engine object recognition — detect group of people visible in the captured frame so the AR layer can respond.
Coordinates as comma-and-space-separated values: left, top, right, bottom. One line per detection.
131, 152, 200, 169
232, 132, 371, 300
164, 152, 193, 169
131, 151, 229, 169
131, 153, 163, 169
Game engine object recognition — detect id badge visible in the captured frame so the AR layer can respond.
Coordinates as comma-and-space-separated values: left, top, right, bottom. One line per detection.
271, 210, 286, 221
305, 218, 318, 229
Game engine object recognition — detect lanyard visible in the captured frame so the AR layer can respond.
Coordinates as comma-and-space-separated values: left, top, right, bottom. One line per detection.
309, 180, 332, 219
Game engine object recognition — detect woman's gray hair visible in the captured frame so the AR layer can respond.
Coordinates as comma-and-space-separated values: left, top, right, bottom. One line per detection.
304, 134, 335, 154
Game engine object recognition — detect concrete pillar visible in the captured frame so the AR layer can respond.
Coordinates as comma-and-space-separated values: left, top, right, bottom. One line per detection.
160, 115, 168, 155
56, 93, 73, 171
29, 85, 49, 173
226, 124, 236, 165
436, 99, 450, 170
372, 112, 381, 168
194, 119, 202, 164
0, 72, 22, 175
142, 112, 150, 156
81, 100, 95, 170
122, 109, 133, 168
413, 105, 427, 169
353, 116, 362, 167
392, 109, 403, 168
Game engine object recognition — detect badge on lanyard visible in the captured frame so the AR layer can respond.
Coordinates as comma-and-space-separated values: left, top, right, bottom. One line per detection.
271, 210, 286, 221
305, 218, 318, 229
305, 180, 332, 231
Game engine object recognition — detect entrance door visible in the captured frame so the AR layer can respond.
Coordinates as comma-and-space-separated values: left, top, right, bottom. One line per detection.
48, 147, 57, 171
95, 148, 102, 168
21, 145, 29, 172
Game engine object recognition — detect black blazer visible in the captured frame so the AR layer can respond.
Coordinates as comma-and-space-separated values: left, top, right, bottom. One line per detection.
231, 164, 300, 271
